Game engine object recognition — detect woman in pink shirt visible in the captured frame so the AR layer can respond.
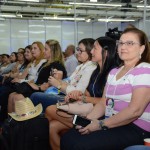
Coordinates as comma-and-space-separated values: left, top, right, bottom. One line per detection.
61, 27, 150, 150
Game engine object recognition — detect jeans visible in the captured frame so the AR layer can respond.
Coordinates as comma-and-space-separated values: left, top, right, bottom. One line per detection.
124, 145, 150, 150
30, 92, 65, 112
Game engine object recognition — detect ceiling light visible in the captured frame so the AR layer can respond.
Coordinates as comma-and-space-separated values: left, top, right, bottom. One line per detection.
98, 18, 135, 22
69, 2, 122, 7
139, 0, 144, 3
86, 19, 91, 22
90, 0, 97, 2
0, 14, 16, 18
43, 17, 85, 21
137, 5, 150, 8
16, 0, 39, 2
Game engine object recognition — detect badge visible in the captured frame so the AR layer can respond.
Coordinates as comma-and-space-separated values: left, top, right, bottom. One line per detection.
105, 98, 114, 118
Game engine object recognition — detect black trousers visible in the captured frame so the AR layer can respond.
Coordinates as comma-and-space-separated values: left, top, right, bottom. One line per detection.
61, 124, 150, 150
0, 85, 13, 124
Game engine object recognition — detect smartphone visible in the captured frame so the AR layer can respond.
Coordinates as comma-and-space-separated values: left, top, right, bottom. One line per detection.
69, 98, 76, 103
50, 68, 54, 76
73, 115, 92, 127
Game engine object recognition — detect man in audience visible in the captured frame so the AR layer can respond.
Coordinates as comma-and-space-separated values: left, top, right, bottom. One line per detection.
64, 45, 78, 77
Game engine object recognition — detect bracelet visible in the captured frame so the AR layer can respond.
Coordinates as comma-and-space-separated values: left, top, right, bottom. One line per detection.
38, 86, 42, 92
82, 95, 86, 103
57, 81, 62, 94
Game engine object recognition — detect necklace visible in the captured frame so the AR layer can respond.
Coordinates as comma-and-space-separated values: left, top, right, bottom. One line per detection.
106, 66, 135, 98
92, 72, 100, 97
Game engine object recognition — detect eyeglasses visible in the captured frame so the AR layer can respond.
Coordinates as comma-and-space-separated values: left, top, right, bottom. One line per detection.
76, 47, 86, 54
116, 40, 141, 47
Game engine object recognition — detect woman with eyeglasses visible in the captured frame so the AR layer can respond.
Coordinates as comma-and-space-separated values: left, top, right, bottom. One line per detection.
61, 28, 150, 150
30, 38, 97, 111
45, 37, 120, 150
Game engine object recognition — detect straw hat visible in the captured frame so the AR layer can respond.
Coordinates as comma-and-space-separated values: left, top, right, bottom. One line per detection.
8, 97, 43, 121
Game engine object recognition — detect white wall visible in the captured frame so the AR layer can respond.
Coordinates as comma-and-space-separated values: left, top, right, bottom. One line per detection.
0, 19, 146, 54
0, 19, 122, 54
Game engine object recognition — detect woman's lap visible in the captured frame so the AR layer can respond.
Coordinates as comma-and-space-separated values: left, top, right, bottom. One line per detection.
30, 92, 65, 112
61, 124, 149, 150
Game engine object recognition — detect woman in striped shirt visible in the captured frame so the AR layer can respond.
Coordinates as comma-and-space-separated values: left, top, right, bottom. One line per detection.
61, 27, 150, 150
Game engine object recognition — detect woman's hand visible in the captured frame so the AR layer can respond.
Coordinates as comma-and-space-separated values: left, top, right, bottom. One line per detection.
67, 90, 83, 100
64, 90, 83, 102
40, 83, 49, 91
48, 76, 60, 87
11, 78, 20, 83
53, 69, 63, 80
76, 119, 100, 135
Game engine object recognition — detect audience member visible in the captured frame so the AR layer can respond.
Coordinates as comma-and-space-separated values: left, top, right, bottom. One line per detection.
64, 44, 78, 77
30, 38, 97, 111
0, 41, 46, 124
61, 28, 150, 150
0, 54, 10, 74
0, 52, 18, 75
45, 36, 120, 150
8, 39, 67, 113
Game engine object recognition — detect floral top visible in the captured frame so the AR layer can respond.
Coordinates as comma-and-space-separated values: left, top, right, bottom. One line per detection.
66, 61, 97, 94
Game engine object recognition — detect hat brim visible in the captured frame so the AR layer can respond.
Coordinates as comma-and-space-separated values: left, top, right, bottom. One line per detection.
8, 103, 43, 121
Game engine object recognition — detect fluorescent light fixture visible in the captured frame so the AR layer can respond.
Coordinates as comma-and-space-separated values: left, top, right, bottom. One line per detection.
86, 19, 91, 22
90, 0, 97, 2
16, 14, 23, 18
139, 0, 144, 3
43, 17, 85, 21
69, 2, 122, 7
17, 0, 39, 2
98, 18, 135, 22
137, 5, 150, 8
0, 14, 16, 18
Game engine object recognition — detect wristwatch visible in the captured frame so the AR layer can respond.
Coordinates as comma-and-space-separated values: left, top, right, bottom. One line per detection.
99, 120, 109, 130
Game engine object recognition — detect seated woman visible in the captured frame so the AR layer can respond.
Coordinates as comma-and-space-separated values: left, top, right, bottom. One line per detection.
8, 39, 67, 113
30, 38, 97, 111
0, 54, 10, 74
1, 48, 30, 85
45, 36, 120, 150
0, 52, 18, 76
0, 45, 33, 124
61, 28, 150, 150
0, 41, 46, 113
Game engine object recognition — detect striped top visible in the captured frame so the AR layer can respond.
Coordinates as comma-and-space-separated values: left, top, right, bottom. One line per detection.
106, 62, 150, 132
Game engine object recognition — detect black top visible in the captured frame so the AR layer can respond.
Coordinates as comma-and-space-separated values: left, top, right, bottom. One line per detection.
87, 66, 103, 97
36, 61, 67, 85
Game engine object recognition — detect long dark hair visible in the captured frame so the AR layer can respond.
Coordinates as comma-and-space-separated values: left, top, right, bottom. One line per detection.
93, 37, 120, 96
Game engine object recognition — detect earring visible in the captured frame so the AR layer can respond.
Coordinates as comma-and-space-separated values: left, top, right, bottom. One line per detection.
139, 53, 141, 59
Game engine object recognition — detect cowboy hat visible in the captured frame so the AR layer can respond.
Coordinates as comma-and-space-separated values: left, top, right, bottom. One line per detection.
8, 97, 43, 121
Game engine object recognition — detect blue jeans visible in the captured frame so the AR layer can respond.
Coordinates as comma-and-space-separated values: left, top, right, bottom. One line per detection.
30, 92, 65, 112
124, 145, 150, 150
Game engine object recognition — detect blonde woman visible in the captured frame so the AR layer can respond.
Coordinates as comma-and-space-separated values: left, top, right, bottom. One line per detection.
6, 41, 46, 112
8, 40, 67, 113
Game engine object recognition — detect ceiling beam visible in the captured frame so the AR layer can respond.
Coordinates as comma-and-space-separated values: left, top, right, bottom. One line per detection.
0, 5, 147, 18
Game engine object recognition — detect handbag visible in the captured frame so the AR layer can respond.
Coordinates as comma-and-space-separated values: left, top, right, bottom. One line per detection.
57, 101, 93, 117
